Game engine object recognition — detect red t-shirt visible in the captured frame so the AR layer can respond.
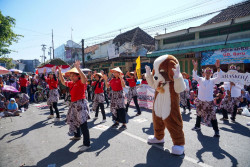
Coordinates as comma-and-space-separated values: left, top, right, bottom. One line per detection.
126, 78, 137, 87
66, 80, 86, 102
46, 78, 58, 90
109, 78, 123, 91
19, 78, 28, 87
91, 81, 104, 94
141, 80, 148, 85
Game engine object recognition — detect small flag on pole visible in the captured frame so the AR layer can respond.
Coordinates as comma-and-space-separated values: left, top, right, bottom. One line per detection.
136, 56, 141, 79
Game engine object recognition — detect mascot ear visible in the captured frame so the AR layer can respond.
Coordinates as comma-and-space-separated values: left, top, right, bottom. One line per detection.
168, 60, 177, 81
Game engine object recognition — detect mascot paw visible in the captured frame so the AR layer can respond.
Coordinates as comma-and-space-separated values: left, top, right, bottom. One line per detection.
147, 135, 164, 144
171, 145, 184, 155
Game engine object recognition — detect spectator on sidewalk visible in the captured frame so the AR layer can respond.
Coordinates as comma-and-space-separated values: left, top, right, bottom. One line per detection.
4, 98, 19, 116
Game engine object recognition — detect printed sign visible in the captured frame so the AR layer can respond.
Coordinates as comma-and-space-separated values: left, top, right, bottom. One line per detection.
213, 70, 250, 85
201, 47, 250, 65
124, 84, 155, 109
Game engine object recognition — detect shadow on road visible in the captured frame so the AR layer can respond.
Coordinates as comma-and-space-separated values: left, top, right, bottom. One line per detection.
0, 119, 53, 143
24, 141, 81, 167
181, 112, 192, 122
196, 131, 238, 167
90, 127, 121, 156
220, 121, 250, 138
134, 146, 184, 167
142, 122, 154, 135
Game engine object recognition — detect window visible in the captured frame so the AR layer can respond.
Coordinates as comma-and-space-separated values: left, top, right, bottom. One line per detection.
163, 33, 195, 45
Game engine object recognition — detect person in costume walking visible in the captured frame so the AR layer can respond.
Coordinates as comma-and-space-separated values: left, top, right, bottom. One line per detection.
91, 72, 106, 122
58, 60, 90, 152
125, 71, 141, 116
191, 59, 221, 137
44, 67, 60, 121
103, 67, 127, 130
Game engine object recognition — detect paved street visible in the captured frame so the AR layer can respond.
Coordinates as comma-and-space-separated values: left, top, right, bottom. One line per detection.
0, 100, 249, 167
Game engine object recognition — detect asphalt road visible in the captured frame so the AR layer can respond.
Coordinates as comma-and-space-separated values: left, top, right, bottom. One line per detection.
0, 100, 249, 167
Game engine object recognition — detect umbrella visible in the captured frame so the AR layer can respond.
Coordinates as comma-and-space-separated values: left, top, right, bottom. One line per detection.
2, 85, 19, 93
82, 68, 91, 72
9, 69, 22, 73
0, 66, 10, 75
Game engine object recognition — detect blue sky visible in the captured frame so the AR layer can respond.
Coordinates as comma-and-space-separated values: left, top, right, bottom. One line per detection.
0, 0, 244, 61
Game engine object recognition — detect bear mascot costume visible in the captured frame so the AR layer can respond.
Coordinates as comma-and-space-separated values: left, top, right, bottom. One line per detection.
145, 54, 186, 155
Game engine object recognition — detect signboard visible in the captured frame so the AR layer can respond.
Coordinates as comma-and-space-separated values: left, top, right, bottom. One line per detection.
213, 70, 250, 85
124, 84, 155, 109
201, 47, 250, 65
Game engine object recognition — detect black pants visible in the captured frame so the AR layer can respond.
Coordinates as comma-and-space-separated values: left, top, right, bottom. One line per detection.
74, 122, 90, 146
183, 99, 191, 111
19, 103, 29, 110
21, 87, 27, 94
126, 96, 141, 114
113, 108, 127, 124
104, 91, 109, 106
195, 116, 219, 132
50, 102, 60, 118
95, 103, 106, 120
221, 105, 237, 120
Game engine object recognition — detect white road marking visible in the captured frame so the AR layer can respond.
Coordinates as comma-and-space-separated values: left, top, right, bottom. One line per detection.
93, 124, 213, 167
133, 118, 148, 123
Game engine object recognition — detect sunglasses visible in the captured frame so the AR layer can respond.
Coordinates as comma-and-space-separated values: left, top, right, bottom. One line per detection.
205, 70, 212, 74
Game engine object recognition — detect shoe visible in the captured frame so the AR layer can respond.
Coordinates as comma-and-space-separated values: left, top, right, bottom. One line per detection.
93, 117, 98, 120
230, 117, 235, 122
54, 118, 60, 122
70, 137, 81, 140
101, 119, 107, 123
220, 117, 228, 121
214, 131, 220, 137
111, 122, 119, 128
119, 125, 127, 130
148, 135, 164, 144
47, 115, 54, 119
191, 126, 201, 131
247, 122, 250, 126
78, 145, 91, 152
106, 104, 109, 108
172, 145, 184, 155
136, 113, 141, 116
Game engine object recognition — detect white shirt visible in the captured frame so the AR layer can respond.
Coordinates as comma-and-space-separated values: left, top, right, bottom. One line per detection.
184, 79, 190, 91
224, 82, 243, 97
192, 70, 221, 102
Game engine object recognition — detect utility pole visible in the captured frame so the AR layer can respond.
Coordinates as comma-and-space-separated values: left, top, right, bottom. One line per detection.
48, 47, 52, 60
81, 39, 85, 68
41, 44, 46, 63
52, 29, 54, 59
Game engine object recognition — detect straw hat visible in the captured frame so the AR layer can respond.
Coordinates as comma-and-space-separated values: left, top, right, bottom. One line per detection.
65, 67, 79, 76
110, 67, 123, 74
94, 73, 103, 78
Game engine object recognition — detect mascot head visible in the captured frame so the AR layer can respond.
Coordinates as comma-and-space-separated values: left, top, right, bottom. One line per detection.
153, 54, 179, 93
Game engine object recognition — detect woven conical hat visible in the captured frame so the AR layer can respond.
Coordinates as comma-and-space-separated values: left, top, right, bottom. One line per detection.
110, 67, 123, 74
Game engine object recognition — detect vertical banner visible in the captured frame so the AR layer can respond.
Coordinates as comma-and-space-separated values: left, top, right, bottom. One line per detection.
136, 56, 141, 79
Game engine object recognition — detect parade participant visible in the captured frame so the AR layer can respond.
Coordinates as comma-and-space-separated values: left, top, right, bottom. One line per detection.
220, 65, 243, 122
191, 59, 221, 137
58, 61, 90, 152
91, 72, 106, 122
141, 74, 148, 85
103, 67, 127, 130
19, 73, 29, 93
44, 68, 60, 121
180, 72, 191, 113
125, 71, 141, 116
100, 70, 109, 108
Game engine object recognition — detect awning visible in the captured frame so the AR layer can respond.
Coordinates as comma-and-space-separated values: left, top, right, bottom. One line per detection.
147, 39, 250, 57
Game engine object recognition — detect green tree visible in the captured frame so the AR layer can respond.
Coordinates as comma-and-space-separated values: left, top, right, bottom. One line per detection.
0, 10, 23, 56
0, 57, 15, 69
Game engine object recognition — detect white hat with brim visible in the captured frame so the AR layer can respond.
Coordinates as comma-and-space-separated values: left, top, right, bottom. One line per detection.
94, 73, 103, 78
65, 67, 79, 76
110, 67, 123, 74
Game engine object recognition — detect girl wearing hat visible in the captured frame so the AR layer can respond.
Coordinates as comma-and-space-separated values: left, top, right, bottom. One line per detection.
125, 71, 141, 116
44, 67, 60, 121
104, 67, 127, 130
58, 60, 90, 152
91, 72, 106, 122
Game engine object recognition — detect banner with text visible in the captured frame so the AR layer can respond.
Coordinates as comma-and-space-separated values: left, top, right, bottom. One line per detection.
213, 70, 250, 85
201, 47, 250, 66
124, 84, 155, 109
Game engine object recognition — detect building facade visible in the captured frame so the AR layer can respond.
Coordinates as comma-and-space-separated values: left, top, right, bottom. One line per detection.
19, 59, 40, 72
